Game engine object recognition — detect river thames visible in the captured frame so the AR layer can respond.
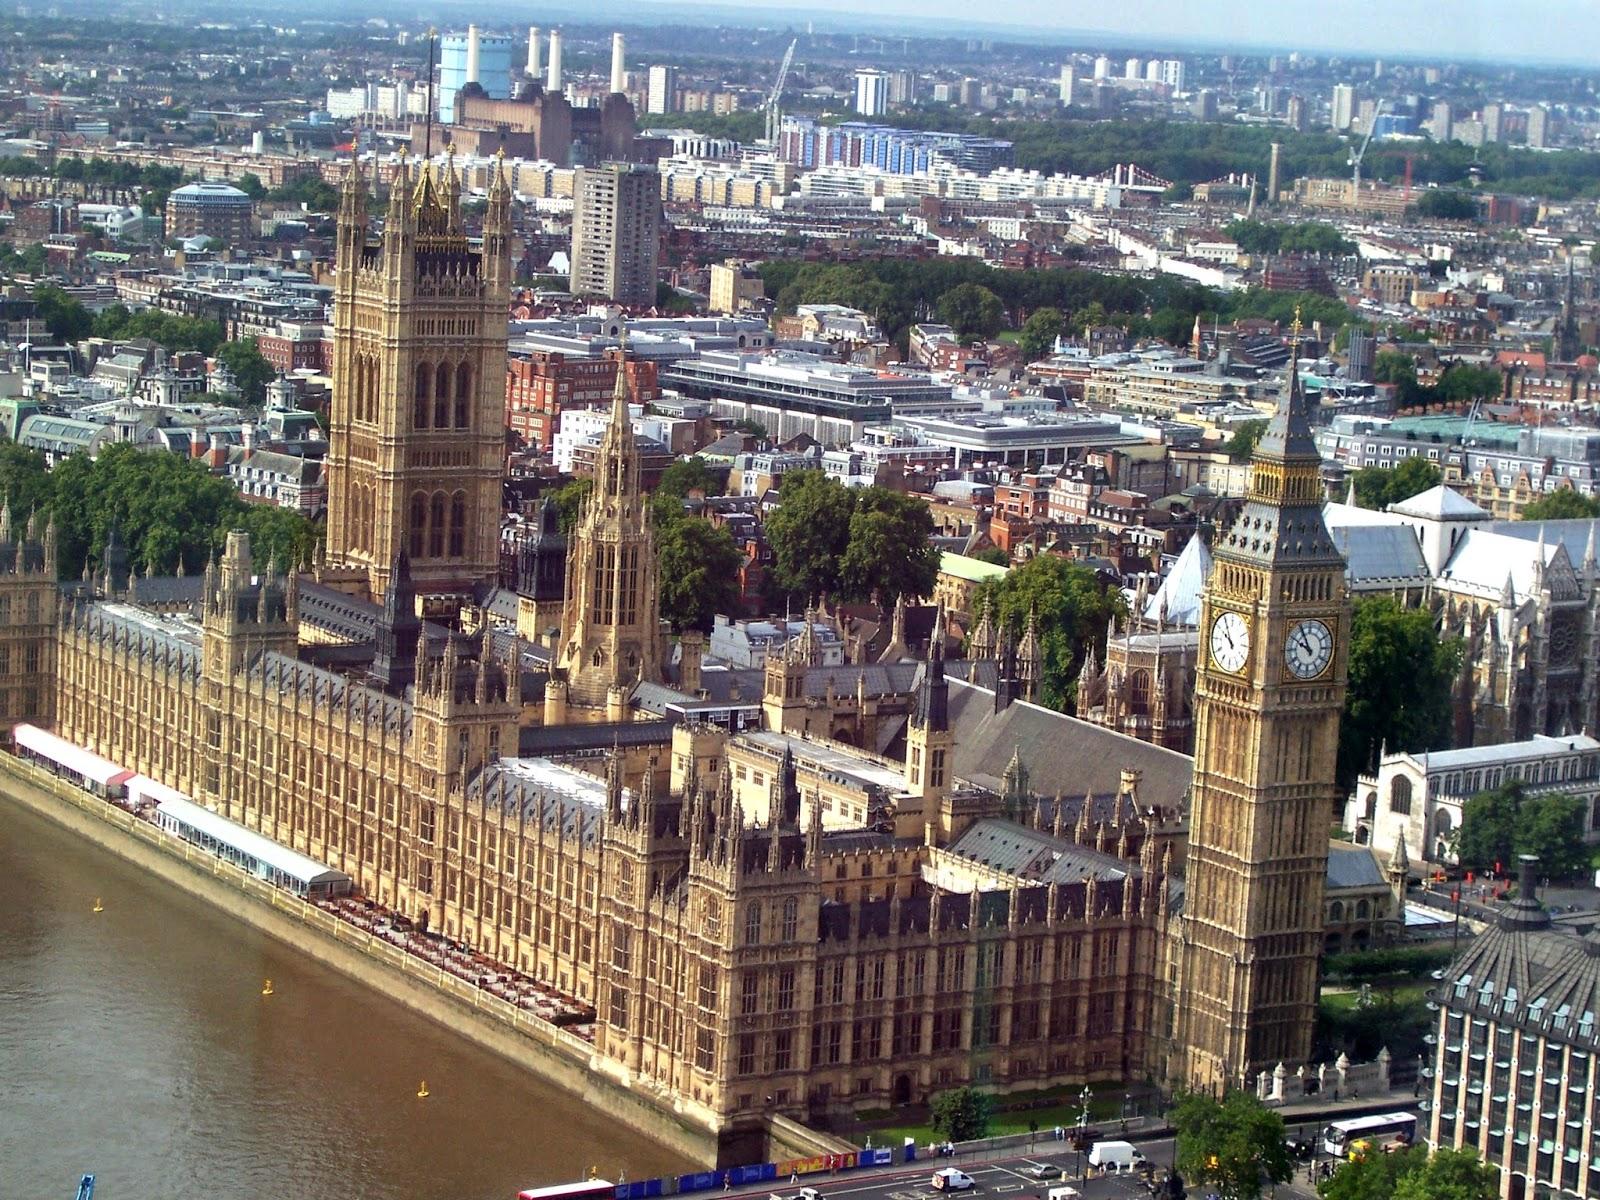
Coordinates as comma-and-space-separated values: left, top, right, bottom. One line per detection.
0, 798, 694, 1200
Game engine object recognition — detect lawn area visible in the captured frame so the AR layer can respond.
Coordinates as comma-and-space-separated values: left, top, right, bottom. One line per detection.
861, 1083, 1129, 1147
1321, 983, 1429, 1014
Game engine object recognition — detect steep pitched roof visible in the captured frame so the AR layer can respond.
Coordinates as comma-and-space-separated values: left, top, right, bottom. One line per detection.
946, 676, 1192, 812
1388, 484, 1488, 521
1142, 533, 1212, 627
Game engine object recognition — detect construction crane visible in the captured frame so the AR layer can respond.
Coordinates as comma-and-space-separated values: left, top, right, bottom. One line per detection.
1348, 98, 1386, 205
764, 39, 798, 147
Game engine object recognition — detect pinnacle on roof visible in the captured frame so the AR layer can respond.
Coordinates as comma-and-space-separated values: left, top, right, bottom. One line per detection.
1252, 306, 1320, 464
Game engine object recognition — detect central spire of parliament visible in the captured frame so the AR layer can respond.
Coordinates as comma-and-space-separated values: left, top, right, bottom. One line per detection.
323, 150, 512, 608
545, 337, 666, 722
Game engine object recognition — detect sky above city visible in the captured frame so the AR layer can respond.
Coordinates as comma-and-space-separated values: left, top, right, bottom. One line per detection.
702, 0, 1600, 66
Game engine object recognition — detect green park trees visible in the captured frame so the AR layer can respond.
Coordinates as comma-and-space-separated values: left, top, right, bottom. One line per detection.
1348, 458, 1441, 510
1521, 489, 1600, 520
0, 442, 316, 579
1318, 1146, 1497, 1200
1223, 420, 1268, 463
928, 1086, 993, 1143
764, 471, 939, 610
937, 283, 1006, 341
1172, 1091, 1293, 1200
1338, 596, 1464, 790
1456, 782, 1589, 881
1017, 307, 1065, 361
655, 514, 743, 634
971, 555, 1123, 711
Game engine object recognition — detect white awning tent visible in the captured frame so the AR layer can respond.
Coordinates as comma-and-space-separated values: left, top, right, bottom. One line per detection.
154, 793, 350, 892
13, 723, 134, 790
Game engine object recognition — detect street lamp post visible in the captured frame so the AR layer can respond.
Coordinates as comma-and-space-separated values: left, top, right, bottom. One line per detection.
1076, 1085, 1091, 1180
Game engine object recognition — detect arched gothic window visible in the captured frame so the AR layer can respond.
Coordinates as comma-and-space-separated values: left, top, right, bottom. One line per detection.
429, 493, 445, 558
449, 491, 466, 557
414, 363, 431, 429
409, 493, 427, 558
434, 362, 451, 429
455, 362, 472, 428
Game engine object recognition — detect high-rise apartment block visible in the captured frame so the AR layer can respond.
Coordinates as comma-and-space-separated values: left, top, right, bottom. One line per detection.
854, 69, 889, 118
646, 65, 676, 115
1160, 59, 1186, 92
1527, 105, 1550, 149
570, 163, 662, 308
1058, 64, 1075, 106
1483, 102, 1503, 143
887, 69, 917, 106
1430, 101, 1454, 142
1331, 83, 1357, 131
1093, 54, 1111, 80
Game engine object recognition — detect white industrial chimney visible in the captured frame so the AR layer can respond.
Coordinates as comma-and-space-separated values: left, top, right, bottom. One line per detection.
610, 32, 626, 94
546, 29, 562, 92
465, 24, 481, 85
527, 26, 542, 79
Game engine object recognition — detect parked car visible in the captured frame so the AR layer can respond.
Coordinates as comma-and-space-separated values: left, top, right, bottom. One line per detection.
1024, 1165, 1060, 1180
931, 1169, 975, 1191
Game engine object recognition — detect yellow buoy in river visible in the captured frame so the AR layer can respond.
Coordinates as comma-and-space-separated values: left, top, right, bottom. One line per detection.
417, 1080, 430, 1098
92, 898, 103, 913
261, 978, 274, 996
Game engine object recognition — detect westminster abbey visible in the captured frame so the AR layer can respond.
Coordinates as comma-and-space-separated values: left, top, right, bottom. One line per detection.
5, 157, 1354, 1150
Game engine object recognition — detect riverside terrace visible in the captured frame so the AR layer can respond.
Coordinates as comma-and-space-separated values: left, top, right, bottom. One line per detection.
660, 350, 952, 444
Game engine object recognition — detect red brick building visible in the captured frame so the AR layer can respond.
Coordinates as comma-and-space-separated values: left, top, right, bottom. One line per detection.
257, 325, 330, 374
504, 350, 660, 450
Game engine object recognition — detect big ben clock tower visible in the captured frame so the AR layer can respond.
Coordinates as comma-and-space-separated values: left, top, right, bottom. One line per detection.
1173, 320, 1350, 1093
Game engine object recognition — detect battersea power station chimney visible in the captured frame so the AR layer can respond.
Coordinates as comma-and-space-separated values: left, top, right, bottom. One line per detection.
610, 32, 626, 94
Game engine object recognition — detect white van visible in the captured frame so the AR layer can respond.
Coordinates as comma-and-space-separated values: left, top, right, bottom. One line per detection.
1087, 1141, 1146, 1173
930, 1169, 975, 1191
1045, 1188, 1081, 1200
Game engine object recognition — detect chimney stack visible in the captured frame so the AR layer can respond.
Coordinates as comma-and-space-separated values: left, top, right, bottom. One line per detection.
610, 32, 626, 95
464, 24, 481, 85
546, 30, 563, 93
526, 26, 542, 79
1267, 141, 1282, 206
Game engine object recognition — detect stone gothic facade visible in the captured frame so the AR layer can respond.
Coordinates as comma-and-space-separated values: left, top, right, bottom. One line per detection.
0, 160, 1351, 1154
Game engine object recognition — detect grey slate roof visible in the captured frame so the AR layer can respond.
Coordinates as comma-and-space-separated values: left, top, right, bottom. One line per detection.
947, 817, 1133, 884
946, 676, 1192, 812
1325, 842, 1387, 890
1329, 522, 1430, 585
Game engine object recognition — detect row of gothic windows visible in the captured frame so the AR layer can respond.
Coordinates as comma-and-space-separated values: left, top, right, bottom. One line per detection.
409, 490, 469, 559
414, 362, 474, 431
351, 353, 381, 424
346, 483, 377, 555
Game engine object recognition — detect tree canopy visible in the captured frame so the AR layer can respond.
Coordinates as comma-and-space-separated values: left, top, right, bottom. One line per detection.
1349, 458, 1442, 510
1319, 1146, 1496, 1200
215, 337, 275, 406
764, 471, 938, 609
760, 255, 1353, 347
1415, 189, 1478, 220
929, 1086, 993, 1143
0, 441, 316, 578
937, 283, 1006, 341
1223, 419, 1268, 463
1339, 596, 1463, 790
1521, 489, 1600, 520
1457, 782, 1589, 880
1172, 1090, 1293, 1200
1224, 219, 1354, 256
971, 555, 1123, 711
654, 512, 743, 634
1017, 307, 1064, 362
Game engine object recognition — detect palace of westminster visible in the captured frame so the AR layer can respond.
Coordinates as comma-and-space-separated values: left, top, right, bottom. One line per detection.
0, 157, 1363, 1147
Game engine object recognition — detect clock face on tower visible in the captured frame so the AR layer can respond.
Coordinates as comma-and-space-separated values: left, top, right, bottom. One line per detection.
1209, 611, 1250, 674
1284, 618, 1334, 680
